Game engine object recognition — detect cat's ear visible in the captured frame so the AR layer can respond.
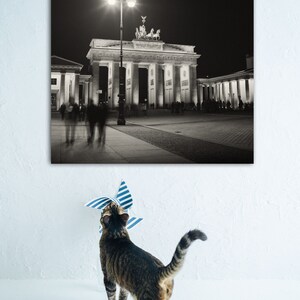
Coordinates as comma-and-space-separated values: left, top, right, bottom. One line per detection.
103, 215, 110, 226
120, 213, 129, 224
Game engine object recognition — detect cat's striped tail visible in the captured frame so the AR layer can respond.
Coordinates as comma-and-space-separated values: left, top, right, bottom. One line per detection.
158, 229, 207, 281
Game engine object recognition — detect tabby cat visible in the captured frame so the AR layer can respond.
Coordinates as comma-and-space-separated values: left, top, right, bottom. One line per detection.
99, 202, 207, 300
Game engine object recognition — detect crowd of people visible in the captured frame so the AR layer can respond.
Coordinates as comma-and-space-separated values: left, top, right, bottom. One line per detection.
202, 96, 253, 113
59, 100, 108, 146
57, 96, 253, 146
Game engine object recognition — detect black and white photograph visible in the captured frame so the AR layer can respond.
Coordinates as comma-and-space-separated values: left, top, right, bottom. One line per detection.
51, 0, 254, 164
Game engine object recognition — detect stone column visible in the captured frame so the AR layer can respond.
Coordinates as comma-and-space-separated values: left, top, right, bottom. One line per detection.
198, 84, 204, 109
174, 65, 181, 102
107, 62, 120, 109
209, 85, 213, 100
148, 63, 158, 108
190, 65, 197, 105
125, 63, 131, 107
215, 83, 218, 100
89, 78, 93, 105
59, 72, 65, 109
204, 85, 208, 101
238, 80, 246, 103
222, 83, 225, 101
132, 63, 139, 106
229, 81, 233, 108
237, 80, 241, 97
84, 81, 89, 105
92, 62, 100, 104
112, 62, 120, 108
180, 65, 191, 103
164, 64, 174, 107
245, 79, 250, 102
249, 78, 254, 103
69, 75, 75, 103
231, 80, 238, 109
81, 82, 85, 103
157, 64, 164, 108
74, 73, 80, 104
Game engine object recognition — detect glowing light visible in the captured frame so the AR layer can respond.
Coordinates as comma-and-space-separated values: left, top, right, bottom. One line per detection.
107, 0, 116, 5
127, 0, 136, 7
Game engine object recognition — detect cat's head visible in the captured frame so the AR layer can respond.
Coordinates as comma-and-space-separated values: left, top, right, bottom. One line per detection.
100, 202, 129, 239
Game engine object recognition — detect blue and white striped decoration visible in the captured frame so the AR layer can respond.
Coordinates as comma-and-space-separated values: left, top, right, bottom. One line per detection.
116, 180, 133, 210
127, 217, 143, 230
85, 196, 114, 210
85, 180, 143, 233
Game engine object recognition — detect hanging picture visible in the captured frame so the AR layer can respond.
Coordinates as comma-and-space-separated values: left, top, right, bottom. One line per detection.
51, 0, 254, 164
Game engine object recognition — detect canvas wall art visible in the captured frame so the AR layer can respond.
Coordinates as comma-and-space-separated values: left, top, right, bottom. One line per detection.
51, 0, 254, 164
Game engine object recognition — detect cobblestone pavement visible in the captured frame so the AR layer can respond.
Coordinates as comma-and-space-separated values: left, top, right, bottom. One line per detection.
51, 113, 253, 163
111, 123, 253, 163
51, 121, 190, 164
126, 113, 253, 151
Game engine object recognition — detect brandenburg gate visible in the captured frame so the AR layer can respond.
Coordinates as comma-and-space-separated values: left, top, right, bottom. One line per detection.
86, 19, 200, 109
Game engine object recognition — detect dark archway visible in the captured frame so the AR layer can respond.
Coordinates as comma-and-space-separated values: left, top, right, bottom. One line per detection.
139, 68, 148, 104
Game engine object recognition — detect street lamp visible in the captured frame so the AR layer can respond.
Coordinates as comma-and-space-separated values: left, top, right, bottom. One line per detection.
107, 0, 136, 125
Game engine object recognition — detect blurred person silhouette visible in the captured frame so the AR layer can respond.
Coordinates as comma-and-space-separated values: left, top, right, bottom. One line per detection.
238, 96, 244, 111
181, 101, 185, 114
65, 100, 79, 145
59, 102, 66, 120
79, 102, 86, 122
175, 101, 180, 114
226, 100, 232, 110
86, 100, 98, 144
171, 101, 175, 113
219, 100, 223, 111
97, 102, 108, 146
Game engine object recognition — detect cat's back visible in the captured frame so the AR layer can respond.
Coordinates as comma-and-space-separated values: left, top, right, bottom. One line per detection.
106, 238, 164, 293
104, 238, 163, 276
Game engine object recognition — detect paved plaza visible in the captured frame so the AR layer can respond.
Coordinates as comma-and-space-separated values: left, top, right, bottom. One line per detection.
51, 112, 253, 164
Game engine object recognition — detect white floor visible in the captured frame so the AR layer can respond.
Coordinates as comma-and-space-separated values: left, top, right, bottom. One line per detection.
0, 280, 300, 300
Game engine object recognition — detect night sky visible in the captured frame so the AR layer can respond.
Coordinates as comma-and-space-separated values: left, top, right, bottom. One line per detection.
51, 0, 253, 78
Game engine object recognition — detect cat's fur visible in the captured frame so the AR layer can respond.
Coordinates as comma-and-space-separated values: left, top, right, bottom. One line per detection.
99, 202, 207, 300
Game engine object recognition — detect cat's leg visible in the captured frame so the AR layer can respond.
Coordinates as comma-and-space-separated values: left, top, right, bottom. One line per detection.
103, 276, 117, 300
119, 287, 129, 300
100, 253, 116, 300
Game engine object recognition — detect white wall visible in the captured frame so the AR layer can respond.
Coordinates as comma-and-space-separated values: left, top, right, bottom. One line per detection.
0, 0, 300, 286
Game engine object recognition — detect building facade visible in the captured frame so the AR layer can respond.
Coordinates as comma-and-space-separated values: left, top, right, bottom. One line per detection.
197, 57, 254, 110
86, 38, 200, 109
51, 56, 91, 111
51, 32, 253, 112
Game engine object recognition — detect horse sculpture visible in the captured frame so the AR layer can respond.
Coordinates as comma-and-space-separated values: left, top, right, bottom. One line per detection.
146, 28, 154, 39
135, 28, 140, 39
153, 29, 160, 40
135, 24, 161, 41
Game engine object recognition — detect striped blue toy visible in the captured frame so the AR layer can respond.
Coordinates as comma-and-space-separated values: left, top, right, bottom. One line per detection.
85, 181, 143, 233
